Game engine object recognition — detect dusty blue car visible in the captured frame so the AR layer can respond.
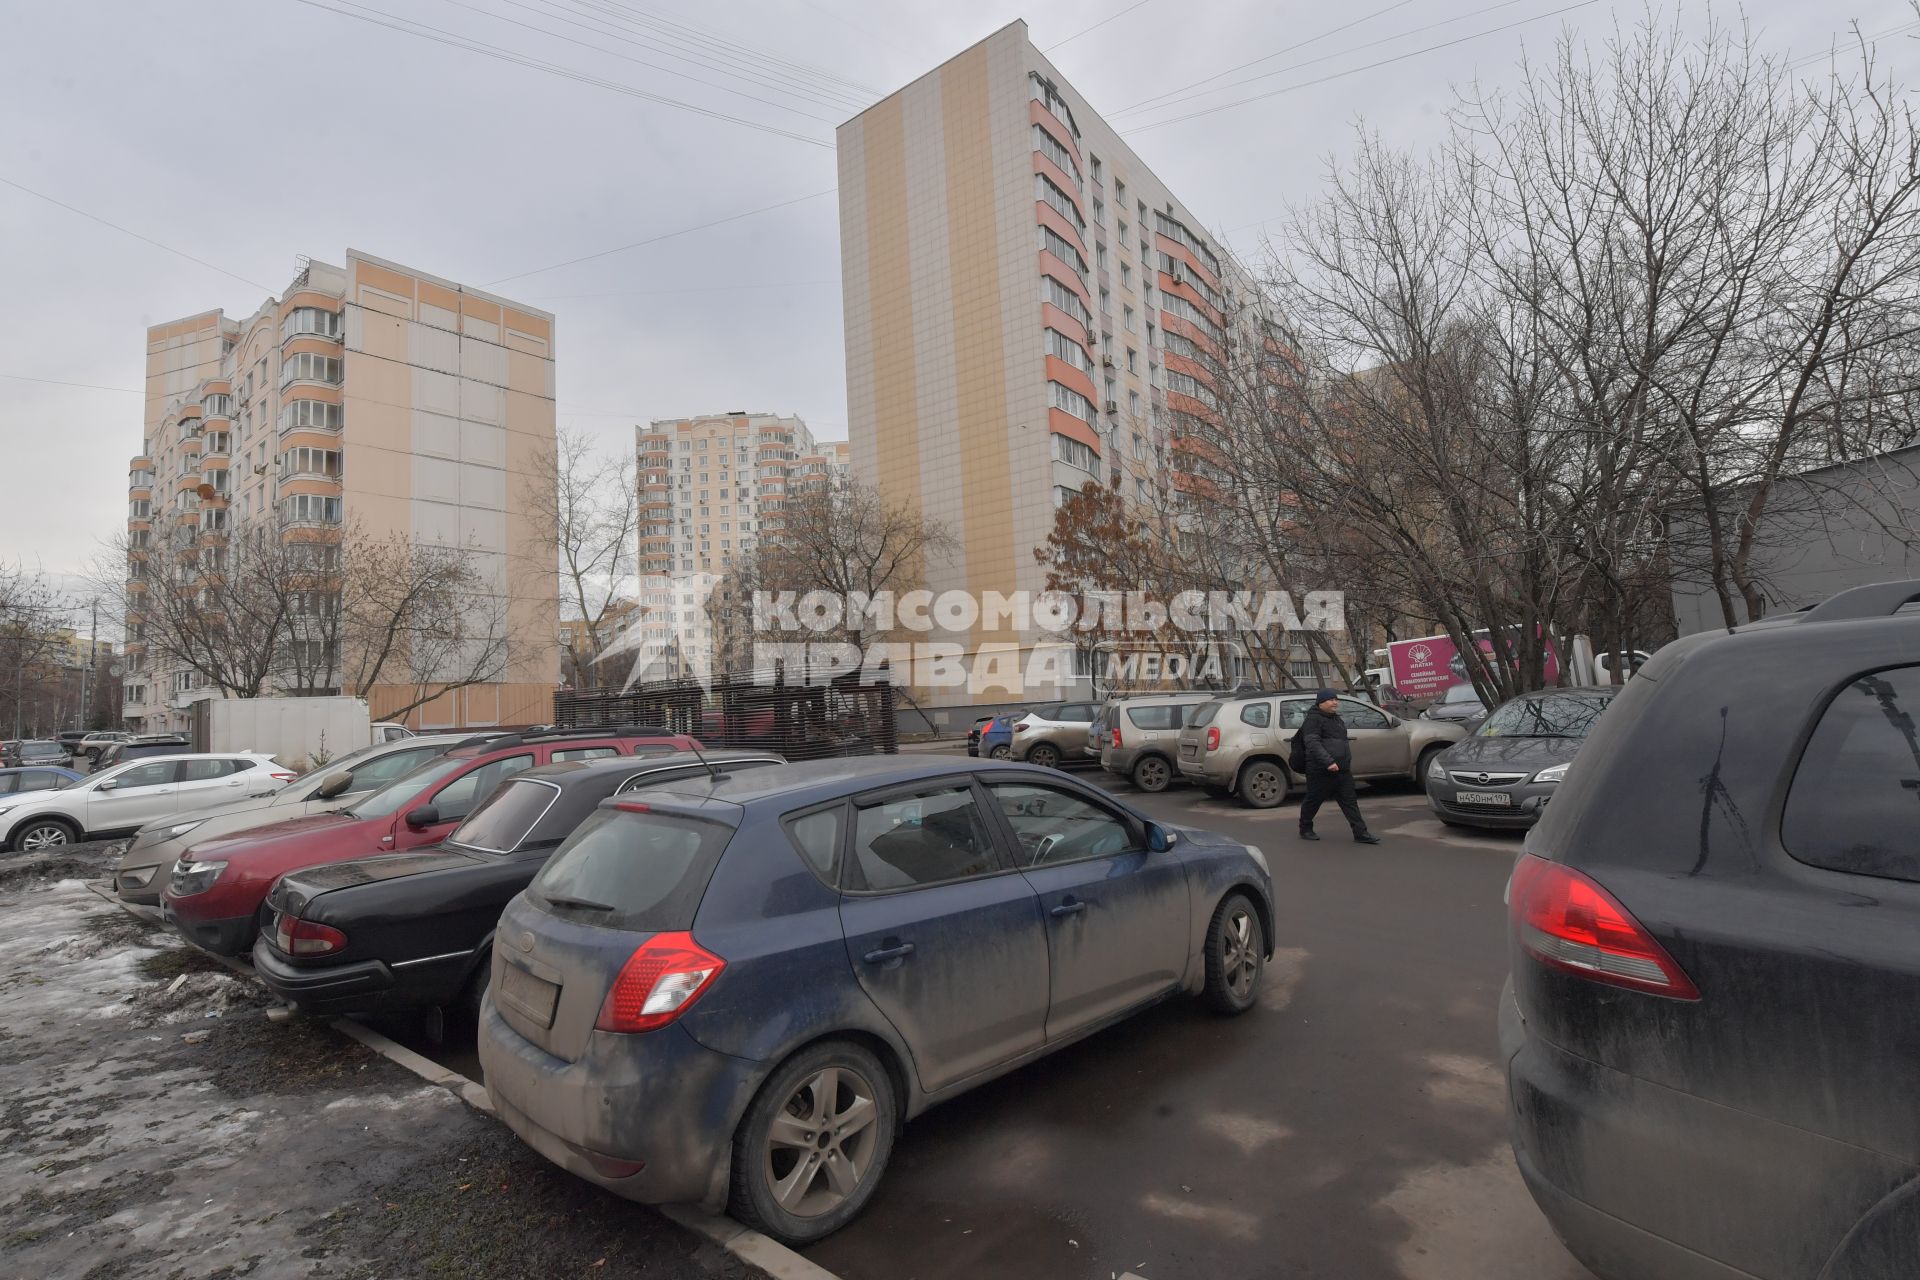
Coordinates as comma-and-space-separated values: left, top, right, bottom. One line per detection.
481, 755, 1273, 1245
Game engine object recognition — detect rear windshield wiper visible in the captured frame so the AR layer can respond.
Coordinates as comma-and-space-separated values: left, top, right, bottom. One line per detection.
542, 893, 616, 911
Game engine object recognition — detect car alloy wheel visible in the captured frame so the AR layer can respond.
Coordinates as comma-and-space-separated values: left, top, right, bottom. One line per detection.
1201, 892, 1264, 1013
18, 822, 72, 851
764, 1066, 882, 1217
1028, 743, 1060, 769
988, 744, 1011, 760
1241, 763, 1286, 808
1133, 756, 1172, 792
733, 1039, 898, 1245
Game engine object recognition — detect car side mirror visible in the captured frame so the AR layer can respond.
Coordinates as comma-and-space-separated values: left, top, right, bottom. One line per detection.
404, 804, 441, 829
315, 771, 354, 800
1147, 822, 1179, 852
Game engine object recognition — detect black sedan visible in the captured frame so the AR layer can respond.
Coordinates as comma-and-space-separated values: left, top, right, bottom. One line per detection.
252, 750, 784, 1025
1425, 686, 1618, 829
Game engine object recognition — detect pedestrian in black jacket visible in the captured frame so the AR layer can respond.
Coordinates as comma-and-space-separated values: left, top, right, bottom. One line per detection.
1298, 691, 1381, 844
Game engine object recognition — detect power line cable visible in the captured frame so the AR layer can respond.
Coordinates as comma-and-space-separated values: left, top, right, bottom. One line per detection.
526, 279, 839, 300
0, 372, 144, 395
1044, 0, 1156, 53
1787, 19, 1920, 72
0, 177, 274, 292
286, 0, 836, 148
580, 0, 883, 96
1124, 0, 1599, 135
1112, 0, 1415, 116
554, 0, 874, 108
485, 188, 837, 285
1125, 0, 1533, 120
431, 0, 843, 122
793, 0, 917, 58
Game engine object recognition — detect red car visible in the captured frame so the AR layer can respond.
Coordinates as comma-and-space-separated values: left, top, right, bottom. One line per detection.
162, 726, 700, 954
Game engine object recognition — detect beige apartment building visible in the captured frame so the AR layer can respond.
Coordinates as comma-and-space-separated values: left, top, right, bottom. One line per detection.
626, 413, 849, 680
126, 250, 559, 731
837, 19, 1233, 707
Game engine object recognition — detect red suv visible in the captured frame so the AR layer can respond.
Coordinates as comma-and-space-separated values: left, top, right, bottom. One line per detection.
162, 726, 701, 954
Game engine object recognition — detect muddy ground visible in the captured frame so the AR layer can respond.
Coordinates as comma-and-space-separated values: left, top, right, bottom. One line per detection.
0, 846, 765, 1280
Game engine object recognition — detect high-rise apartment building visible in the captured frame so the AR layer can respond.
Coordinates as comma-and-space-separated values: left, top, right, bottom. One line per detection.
628, 413, 848, 679
126, 250, 560, 731
837, 19, 1233, 706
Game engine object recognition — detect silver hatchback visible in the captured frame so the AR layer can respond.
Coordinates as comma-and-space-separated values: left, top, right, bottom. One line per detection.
1095, 693, 1218, 793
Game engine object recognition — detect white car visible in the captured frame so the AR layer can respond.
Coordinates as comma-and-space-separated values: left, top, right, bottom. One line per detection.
0, 753, 294, 852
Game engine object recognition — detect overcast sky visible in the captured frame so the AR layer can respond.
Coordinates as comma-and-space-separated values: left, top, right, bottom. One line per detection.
2, 0, 1912, 596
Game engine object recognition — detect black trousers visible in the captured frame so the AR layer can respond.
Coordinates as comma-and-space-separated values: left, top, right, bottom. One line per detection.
1300, 767, 1368, 836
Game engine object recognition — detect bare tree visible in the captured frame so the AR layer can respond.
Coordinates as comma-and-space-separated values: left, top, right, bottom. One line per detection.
525, 427, 639, 687
0, 563, 72, 739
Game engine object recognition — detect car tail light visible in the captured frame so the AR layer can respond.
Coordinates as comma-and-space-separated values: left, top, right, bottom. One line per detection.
614, 800, 651, 814
274, 914, 348, 957
596, 932, 727, 1033
1111, 727, 1122, 748
1508, 855, 1698, 1000
1205, 727, 1220, 751
1014, 721, 1030, 733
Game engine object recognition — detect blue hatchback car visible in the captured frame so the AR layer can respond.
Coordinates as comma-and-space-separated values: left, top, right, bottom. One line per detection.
481, 755, 1273, 1245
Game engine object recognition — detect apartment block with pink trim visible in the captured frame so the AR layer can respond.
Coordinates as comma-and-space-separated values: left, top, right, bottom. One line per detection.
837, 19, 1232, 710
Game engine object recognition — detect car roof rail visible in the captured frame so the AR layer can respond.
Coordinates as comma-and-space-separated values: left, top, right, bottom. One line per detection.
482, 722, 681, 751
1801, 579, 1920, 625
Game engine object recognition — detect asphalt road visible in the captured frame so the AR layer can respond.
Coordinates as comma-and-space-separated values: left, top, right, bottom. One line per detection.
800, 770, 1590, 1280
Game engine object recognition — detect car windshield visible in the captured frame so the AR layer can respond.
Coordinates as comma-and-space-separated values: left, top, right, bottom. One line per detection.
290, 739, 389, 787
528, 807, 735, 929
450, 778, 559, 852
1443, 684, 1483, 704
349, 756, 471, 817
1478, 692, 1614, 738
22, 742, 61, 758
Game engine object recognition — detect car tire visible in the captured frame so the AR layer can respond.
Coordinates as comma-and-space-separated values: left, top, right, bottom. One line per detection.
1415, 745, 1446, 794
730, 1039, 898, 1246
13, 817, 79, 852
988, 744, 1011, 760
459, 956, 490, 1021
1026, 742, 1061, 769
1238, 761, 1288, 809
1131, 755, 1173, 792
1200, 892, 1264, 1015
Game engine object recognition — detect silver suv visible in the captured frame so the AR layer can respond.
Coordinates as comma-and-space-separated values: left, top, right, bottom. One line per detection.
1176, 692, 1466, 808
1094, 693, 1218, 793
1010, 701, 1101, 768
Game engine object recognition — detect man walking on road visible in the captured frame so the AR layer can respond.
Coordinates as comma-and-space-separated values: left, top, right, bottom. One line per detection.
1298, 691, 1381, 844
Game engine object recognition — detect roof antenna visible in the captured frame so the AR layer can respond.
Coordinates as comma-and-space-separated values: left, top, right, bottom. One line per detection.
685, 739, 724, 783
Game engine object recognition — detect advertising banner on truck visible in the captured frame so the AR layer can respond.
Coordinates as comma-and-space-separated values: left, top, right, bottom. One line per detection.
1388, 629, 1560, 698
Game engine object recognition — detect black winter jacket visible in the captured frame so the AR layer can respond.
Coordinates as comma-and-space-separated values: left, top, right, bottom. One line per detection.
1299, 707, 1351, 771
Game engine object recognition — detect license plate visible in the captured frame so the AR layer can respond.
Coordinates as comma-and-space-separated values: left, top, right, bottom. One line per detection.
498, 962, 560, 1029
1455, 790, 1512, 807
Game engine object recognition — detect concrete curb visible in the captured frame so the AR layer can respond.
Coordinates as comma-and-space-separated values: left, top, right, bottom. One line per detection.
85, 880, 840, 1280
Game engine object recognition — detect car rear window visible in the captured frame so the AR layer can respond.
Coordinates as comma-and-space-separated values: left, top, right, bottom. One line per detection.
452, 778, 560, 852
1127, 705, 1179, 730
528, 808, 734, 930
1782, 665, 1920, 883
1188, 701, 1222, 728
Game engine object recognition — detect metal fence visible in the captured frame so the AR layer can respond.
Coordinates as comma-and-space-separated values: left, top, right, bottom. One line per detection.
552, 669, 898, 760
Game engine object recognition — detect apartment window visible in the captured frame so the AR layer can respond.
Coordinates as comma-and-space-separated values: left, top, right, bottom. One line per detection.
1121, 263, 1132, 290
1099, 287, 1110, 316
279, 399, 342, 432
281, 493, 342, 525
680, 440, 691, 451
282, 307, 341, 342
1031, 124, 1080, 183
1167, 371, 1218, 408
1135, 477, 1150, 501
1042, 277, 1091, 328
1115, 179, 1127, 205
1045, 328, 1092, 373
1039, 225, 1088, 275
1089, 153, 1102, 183
200, 508, 227, 533
1118, 219, 1129, 243
1096, 243, 1107, 271
1034, 173, 1085, 231
1124, 305, 1137, 334
1132, 433, 1146, 459
279, 447, 342, 479
1129, 389, 1142, 417
280, 352, 342, 386
698, 437, 708, 449
129, 469, 153, 488
1093, 197, 1105, 226
1126, 348, 1139, 374
1052, 484, 1079, 509
128, 499, 151, 519
699, 473, 709, 483
1051, 433, 1098, 474
202, 431, 231, 456
1147, 321, 1157, 349
204, 469, 229, 495
1049, 382, 1096, 423
202, 394, 233, 418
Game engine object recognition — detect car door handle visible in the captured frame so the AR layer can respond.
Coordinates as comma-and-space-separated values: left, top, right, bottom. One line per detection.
1050, 898, 1086, 918
862, 941, 915, 964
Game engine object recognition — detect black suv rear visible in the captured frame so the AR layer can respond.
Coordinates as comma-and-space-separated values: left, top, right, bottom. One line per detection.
1502, 580, 1920, 1280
